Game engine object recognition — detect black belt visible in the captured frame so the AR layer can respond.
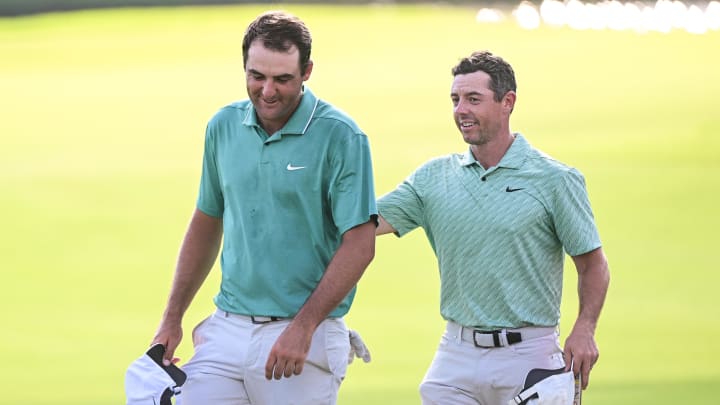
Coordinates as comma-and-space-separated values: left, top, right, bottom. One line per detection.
453, 321, 557, 348
250, 315, 286, 324
473, 330, 522, 348
218, 310, 289, 324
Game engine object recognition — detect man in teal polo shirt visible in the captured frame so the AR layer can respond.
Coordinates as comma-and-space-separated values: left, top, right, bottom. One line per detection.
377, 51, 610, 404
150, 11, 377, 405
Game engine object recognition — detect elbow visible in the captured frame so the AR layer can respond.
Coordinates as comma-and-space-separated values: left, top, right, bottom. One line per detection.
604, 261, 611, 286
598, 253, 610, 281
593, 257, 611, 291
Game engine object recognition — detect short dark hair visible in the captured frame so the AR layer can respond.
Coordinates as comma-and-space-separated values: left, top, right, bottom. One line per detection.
242, 11, 312, 75
451, 51, 516, 102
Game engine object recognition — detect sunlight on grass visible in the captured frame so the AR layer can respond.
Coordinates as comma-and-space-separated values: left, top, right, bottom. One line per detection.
1, 4, 718, 404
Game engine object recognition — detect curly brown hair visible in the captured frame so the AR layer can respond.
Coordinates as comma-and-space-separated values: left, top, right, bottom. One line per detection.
242, 11, 312, 75
452, 51, 516, 102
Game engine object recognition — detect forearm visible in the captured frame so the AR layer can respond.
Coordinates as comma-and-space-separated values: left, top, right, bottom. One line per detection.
565, 247, 609, 386
293, 220, 376, 329
162, 209, 223, 323
572, 248, 610, 334
376, 214, 396, 235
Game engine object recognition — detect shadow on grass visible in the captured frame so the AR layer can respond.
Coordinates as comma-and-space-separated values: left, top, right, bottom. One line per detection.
339, 378, 719, 405
588, 378, 718, 404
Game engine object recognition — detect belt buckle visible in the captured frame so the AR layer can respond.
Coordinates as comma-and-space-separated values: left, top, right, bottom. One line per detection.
472, 330, 502, 348
251, 316, 280, 324
506, 331, 522, 345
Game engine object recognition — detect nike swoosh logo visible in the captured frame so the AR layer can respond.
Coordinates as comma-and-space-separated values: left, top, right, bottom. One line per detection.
506, 186, 524, 192
286, 164, 307, 171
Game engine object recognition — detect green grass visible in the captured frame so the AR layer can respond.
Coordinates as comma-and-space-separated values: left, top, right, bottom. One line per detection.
1, 4, 719, 404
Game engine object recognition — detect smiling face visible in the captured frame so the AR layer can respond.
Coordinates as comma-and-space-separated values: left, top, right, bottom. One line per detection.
451, 70, 514, 146
245, 39, 313, 135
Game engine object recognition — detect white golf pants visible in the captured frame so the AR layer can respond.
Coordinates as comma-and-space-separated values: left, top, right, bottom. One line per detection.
179, 309, 350, 405
420, 321, 564, 405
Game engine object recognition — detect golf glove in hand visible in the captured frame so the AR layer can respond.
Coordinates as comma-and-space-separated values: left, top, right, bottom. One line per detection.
347, 329, 371, 364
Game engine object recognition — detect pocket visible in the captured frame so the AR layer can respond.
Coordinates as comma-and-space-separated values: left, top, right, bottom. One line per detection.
322, 319, 350, 379
191, 315, 213, 348
510, 333, 561, 355
549, 351, 566, 369
438, 329, 452, 348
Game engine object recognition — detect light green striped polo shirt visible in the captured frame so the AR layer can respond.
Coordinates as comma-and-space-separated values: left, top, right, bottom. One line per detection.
197, 87, 377, 318
377, 134, 601, 329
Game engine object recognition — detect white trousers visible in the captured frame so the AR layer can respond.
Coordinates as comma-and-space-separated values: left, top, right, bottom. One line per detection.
420, 321, 565, 405
179, 309, 350, 405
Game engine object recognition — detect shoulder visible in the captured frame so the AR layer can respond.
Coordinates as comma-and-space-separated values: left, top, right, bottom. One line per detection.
520, 149, 589, 203
420, 153, 463, 171
409, 153, 462, 182
311, 99, 365, 136
524, 146, 584, 183
207, 100, 251, 130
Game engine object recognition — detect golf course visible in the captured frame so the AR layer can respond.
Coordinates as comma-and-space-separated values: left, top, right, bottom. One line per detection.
1, 3, 718, 404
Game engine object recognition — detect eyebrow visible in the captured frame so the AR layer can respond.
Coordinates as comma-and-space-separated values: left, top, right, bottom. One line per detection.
248, 69, 295, 81
450, 91, 485, 98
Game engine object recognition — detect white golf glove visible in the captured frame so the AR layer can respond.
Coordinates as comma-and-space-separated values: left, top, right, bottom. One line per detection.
347, 329, 371, 364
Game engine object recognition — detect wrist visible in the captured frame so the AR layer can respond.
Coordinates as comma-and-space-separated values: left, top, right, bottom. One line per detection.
572, 318, 597, 335
162, 309, 184, 324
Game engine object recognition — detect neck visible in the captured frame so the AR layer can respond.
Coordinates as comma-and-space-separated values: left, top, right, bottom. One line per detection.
470, 132, 515, 170
260, 120, 283, 136
258, 92, 305, 135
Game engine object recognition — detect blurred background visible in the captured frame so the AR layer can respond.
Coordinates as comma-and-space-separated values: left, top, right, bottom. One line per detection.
1, 1, 719, 404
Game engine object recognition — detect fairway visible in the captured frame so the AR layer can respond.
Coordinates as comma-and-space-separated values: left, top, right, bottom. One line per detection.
1, 4, 719, 404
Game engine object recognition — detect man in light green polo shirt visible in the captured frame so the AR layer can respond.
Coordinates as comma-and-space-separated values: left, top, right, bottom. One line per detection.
377, 51, 610, 404
150, 11, 377, 405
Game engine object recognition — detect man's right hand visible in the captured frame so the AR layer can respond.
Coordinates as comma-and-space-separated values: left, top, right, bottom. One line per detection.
152, 320, 183, 366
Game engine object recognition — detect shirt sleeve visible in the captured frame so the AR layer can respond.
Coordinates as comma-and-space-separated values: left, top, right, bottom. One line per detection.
552, 168, 602, 256
377, 167, 426, 237
196, 120, 224, 218
328, 132, 378, 235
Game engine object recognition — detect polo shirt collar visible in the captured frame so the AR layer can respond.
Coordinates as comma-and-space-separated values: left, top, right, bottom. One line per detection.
497, 133, 530, 169
459, 133, 529, 169
242, 86, 319, 137
459, 149, 477, 167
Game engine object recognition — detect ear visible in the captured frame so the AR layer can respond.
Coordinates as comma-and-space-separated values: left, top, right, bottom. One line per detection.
503, 90, 517, 113
302, 60, 314, 81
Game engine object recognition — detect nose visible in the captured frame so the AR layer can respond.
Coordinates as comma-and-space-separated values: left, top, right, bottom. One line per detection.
261, 80, 275, 98
454, 100, 468, 114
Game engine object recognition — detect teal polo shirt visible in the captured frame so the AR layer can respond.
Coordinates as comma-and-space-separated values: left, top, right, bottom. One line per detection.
377, 134, 601, 329
197, 87, 377, 318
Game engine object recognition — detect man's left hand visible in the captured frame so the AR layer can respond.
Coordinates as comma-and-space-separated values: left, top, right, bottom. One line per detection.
563, 325, 599, 390
265, 321, 314, 380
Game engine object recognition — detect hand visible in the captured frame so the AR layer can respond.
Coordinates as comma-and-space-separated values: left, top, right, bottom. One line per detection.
265, 321, 313, 380
152, 319, 183, 367
563, 325, 599, 390
347, 329, 371, 364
